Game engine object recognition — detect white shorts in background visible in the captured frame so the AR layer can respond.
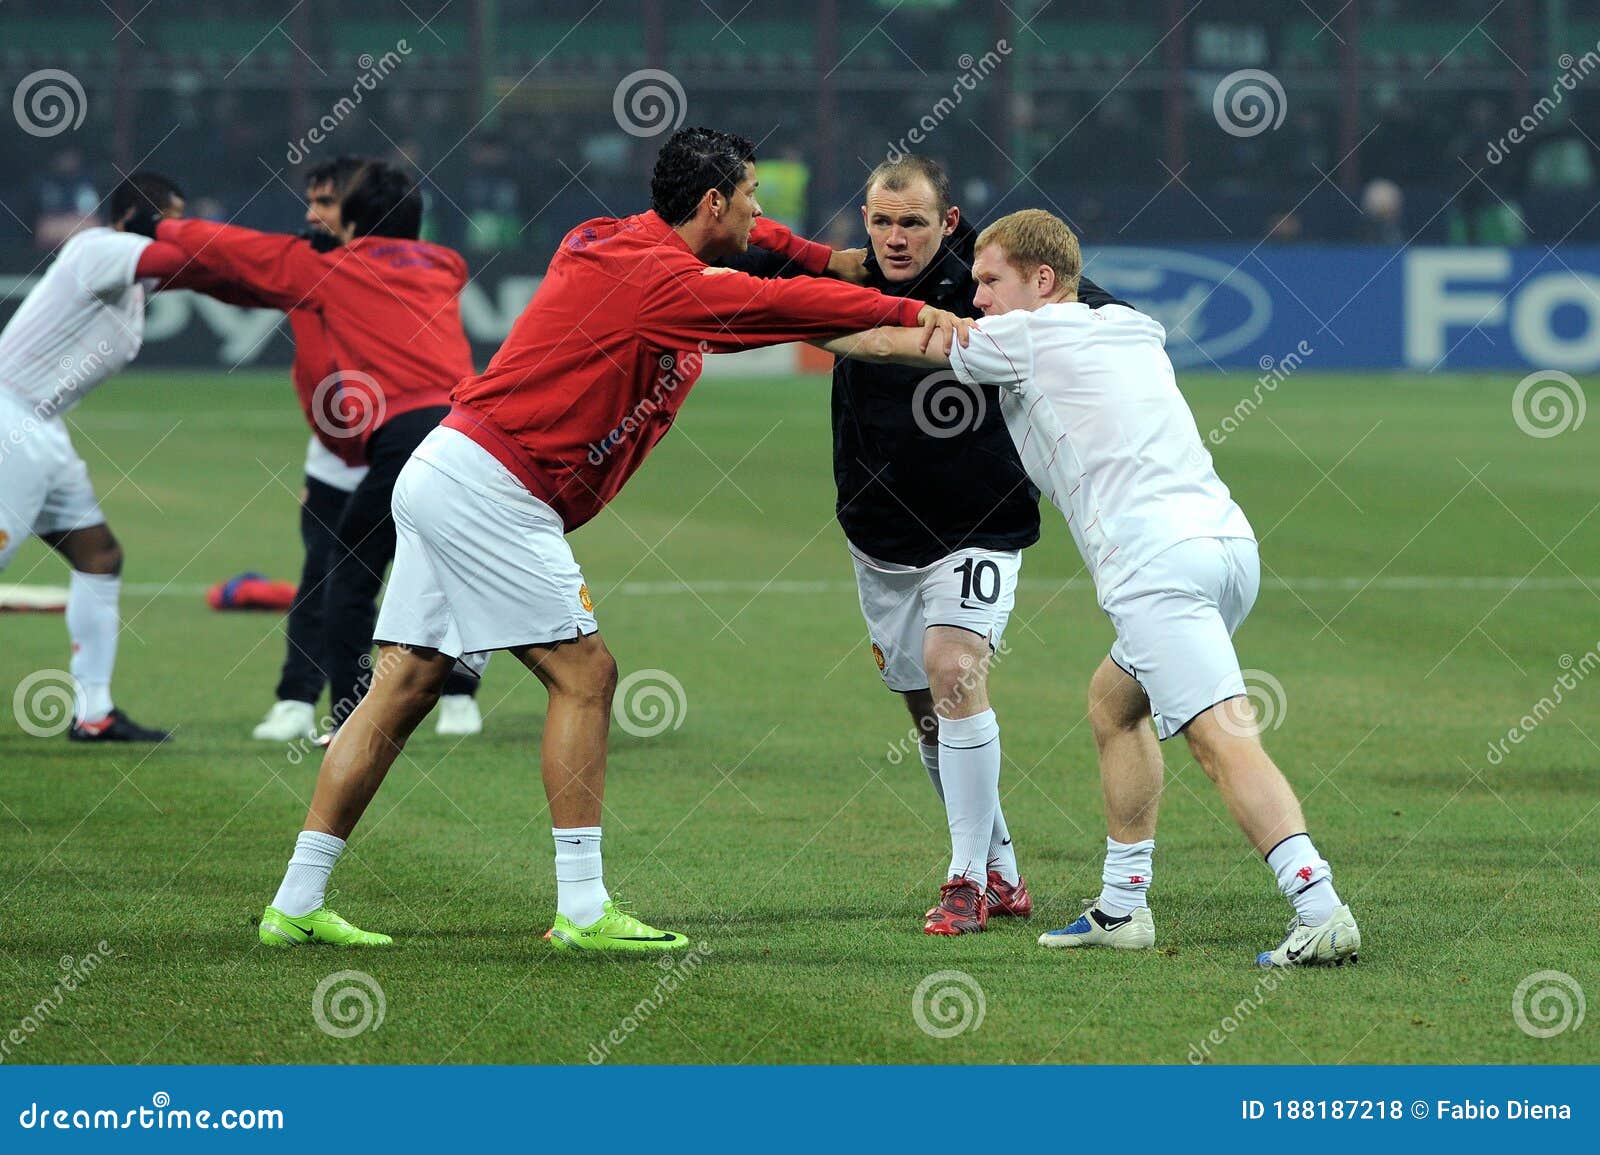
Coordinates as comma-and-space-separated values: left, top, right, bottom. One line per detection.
1104, 536, 1260, 740
0, 391, 105, 570
852, 545, 1020, 692
374, 427, 598, 673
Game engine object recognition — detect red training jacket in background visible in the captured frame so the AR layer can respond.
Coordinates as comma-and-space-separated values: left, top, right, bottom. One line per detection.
153, 219, 473, 465
446, 211, 926, 531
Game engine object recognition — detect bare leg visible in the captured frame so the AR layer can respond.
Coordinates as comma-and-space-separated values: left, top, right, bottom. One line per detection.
1183, 699, 1307, 855
510, 632, 618, 827
1088, 657, 1163, 842
303, 644, 453, 837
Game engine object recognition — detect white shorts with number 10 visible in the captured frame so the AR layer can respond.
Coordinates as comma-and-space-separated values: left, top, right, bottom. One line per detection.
852, 546, 1020, 692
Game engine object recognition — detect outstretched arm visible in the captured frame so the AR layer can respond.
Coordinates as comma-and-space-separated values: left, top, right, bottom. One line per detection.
813, 318, 974, 366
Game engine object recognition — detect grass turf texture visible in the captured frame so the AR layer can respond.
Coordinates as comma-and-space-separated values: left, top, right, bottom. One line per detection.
2, 369, 1597, 1065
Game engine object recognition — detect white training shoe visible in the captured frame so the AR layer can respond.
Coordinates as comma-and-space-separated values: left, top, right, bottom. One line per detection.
1256, 904, 1361, 967
435, 694, 483, 736
251, 700, 317, 742
1038, 904, 1156, 950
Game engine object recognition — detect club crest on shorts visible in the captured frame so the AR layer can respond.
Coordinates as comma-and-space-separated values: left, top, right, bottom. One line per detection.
871, 642, 886, 671
0, 530, 8, 552
579, 584, 594, 613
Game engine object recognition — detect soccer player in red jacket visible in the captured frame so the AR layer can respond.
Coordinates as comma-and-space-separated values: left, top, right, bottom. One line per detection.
252, 127, 969, 952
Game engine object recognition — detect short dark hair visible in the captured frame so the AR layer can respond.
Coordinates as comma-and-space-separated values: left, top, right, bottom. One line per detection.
109, 171, 184, 223
866, 155, 952, 213
304, 154, 369, 194
339, 162, 423, 240
650, 127, 755, 226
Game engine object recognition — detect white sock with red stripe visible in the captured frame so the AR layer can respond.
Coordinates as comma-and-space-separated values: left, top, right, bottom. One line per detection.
1098, 837, 1154, 916
1266, 833, 1339, 925
67, 571, 119, 724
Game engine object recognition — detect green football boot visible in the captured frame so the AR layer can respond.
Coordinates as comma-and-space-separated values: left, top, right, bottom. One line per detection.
545, 900, 687, 953
258, 905, 393, 947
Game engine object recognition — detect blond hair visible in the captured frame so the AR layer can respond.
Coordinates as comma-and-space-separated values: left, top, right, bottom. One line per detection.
975, 209, 1081, 296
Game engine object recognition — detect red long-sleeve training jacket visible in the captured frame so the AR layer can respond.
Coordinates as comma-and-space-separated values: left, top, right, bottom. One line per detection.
445, 211, 926, 530
152, 219, 472, 465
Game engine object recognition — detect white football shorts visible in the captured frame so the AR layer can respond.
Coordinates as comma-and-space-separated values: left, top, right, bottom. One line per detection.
852, 546, 1020, 692
374, 427, 598, 673
1104, 535, 1260, 740
0, 390, 105, 570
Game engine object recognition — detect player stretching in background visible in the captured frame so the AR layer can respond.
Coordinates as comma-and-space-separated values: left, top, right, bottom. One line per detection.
823, 209, 1361, 967
246, 127, 967, 952
802, 156, 1127, 935
250, 156, 485, 742
0, 172, 248, 742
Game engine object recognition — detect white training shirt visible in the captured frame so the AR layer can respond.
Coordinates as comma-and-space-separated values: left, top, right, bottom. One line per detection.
0, 227, 154, 420
303, 435, 369, 493
949, 301, 1254, 597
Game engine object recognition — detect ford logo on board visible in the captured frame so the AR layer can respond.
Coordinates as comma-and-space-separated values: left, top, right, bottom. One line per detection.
1083, 248, 1273, 368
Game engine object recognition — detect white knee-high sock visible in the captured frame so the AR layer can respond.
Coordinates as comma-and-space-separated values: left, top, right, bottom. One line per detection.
924, 738, 1018, 883
1266, 833, 1340, 925
938, 709, 1000, 887
554, 827, 609, 927
1099, 836, 1155, 915
919, 741, 944, 799
271, 830, 345, 917
67, 571, 119, 723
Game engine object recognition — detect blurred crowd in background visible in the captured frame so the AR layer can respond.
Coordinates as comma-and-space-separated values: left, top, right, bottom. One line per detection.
3, 0, 1596, 261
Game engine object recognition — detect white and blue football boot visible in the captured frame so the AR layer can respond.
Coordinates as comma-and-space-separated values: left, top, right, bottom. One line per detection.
1256, 904, 1360, 967
1038, 904, 1155, 949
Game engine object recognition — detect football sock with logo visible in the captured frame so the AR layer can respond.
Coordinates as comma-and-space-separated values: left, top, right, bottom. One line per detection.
938, 709, 1001, 887
67, 570, 120, 723
1098, 836, 1155, 916
988, 799, 1019, 885
1266, 833, 1339, 925
919, 741, 944, 800
271, 829, 346, 917
553, 827, 609, 927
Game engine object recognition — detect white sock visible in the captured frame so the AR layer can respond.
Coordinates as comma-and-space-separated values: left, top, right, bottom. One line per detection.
988, 800, 1019, 885
67, 571, 119, 722
938, 709, 1000, 887
1266, 833, 1340, 925
554, 826, 609, 927
919, 741, 944, 800
271, 830, 345, 917
1099, 836, 1154, 916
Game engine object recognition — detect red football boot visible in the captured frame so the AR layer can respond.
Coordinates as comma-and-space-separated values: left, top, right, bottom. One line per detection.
924, 877, 988, 935
985, 870, 1033, 918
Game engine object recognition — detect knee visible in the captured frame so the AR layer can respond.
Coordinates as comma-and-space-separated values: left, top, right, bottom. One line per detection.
563, 639, 619, 706
78, 541, 123, 576
1087, 680, 1137, 750
924, 644, 987, 712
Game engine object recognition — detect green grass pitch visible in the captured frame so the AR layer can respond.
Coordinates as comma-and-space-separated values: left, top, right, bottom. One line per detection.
2, 368, 1596, 1064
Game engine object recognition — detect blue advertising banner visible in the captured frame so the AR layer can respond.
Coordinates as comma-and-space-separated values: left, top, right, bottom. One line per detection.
1085, 245, 1600, 373
1, 1064, 1593, 1148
